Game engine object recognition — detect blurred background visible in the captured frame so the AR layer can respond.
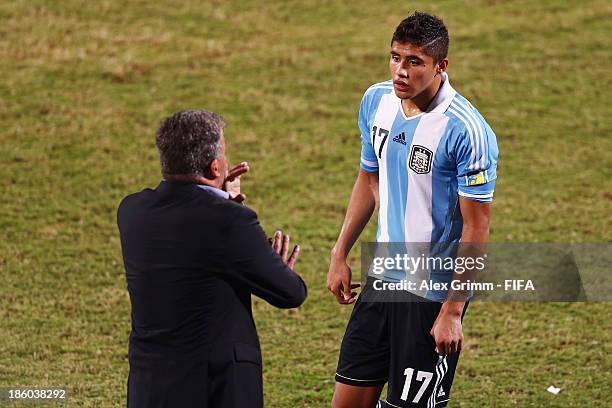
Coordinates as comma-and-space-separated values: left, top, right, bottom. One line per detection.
1, 0, 610, 406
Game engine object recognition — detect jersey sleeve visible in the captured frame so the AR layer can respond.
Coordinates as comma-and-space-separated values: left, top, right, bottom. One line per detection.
455, 122, 499, 203
358, 92, 379, 173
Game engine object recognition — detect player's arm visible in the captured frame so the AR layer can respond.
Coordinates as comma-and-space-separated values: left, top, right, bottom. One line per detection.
431, 120, 499, 353
327, 168, 379, 304
431, 198, 491, 354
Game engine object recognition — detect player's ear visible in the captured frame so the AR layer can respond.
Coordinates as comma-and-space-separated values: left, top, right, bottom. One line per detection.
436, 58, 449, 74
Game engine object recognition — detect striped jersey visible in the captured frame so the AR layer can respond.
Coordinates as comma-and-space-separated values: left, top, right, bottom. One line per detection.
359, 73, 499, 298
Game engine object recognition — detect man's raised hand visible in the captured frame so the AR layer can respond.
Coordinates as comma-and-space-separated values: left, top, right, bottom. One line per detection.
271, 230, 300, 269
224, 161, 249, 203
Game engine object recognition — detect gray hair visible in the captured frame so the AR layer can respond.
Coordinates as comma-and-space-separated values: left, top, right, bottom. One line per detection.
155, 110, 224, 177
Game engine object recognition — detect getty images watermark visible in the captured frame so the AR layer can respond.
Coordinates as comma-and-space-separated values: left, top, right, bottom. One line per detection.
370, 251, 533, 292
359, 243, 611, 302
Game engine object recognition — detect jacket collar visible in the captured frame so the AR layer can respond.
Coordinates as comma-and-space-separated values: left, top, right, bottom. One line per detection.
156, 180, 212, 195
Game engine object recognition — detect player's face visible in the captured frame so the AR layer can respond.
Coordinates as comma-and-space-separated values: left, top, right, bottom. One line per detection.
389, 41, 442, 100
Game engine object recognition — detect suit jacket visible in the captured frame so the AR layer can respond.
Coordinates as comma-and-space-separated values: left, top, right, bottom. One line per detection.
117, 180, 307, 408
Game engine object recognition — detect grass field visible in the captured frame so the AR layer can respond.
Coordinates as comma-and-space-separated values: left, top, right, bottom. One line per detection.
1, 0, 611, 406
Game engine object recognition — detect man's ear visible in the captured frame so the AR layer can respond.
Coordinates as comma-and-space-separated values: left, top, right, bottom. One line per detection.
208, 158, 222, 179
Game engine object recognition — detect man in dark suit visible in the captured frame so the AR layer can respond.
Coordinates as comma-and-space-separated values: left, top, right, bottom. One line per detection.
117, 110, 307, 408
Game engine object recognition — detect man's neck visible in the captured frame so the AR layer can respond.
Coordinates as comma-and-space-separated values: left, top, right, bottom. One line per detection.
164, 174, 222, 189
402, 74, 443, 116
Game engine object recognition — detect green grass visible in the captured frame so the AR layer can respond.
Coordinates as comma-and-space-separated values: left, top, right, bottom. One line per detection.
1, 0, 611, 406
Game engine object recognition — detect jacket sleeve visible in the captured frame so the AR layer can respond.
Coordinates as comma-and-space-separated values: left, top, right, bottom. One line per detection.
223, 206, 307, 308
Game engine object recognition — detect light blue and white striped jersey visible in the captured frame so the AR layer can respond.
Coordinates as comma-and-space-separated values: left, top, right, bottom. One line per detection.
360, 73, 499, 299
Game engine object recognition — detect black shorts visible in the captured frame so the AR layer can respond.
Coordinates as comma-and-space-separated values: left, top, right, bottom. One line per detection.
335, 282, 468, 408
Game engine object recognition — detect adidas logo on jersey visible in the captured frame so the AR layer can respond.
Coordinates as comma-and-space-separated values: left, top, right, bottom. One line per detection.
392, 132, 406, 145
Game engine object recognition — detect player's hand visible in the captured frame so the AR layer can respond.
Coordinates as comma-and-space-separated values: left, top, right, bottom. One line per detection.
326, 255, 360, 305
270, 230, 300, 269
223, 161, 249, 203
430, 306, 464, 355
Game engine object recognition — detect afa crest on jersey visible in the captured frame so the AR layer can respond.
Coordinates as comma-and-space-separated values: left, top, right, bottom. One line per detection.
409, 145, 433, 174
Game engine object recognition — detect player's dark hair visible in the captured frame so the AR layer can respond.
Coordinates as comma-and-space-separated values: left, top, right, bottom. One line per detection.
155, 110, 224, 177
392, 11, 449, 63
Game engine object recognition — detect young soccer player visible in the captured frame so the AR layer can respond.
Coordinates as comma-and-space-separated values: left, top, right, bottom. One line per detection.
327, 11, 499, 408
